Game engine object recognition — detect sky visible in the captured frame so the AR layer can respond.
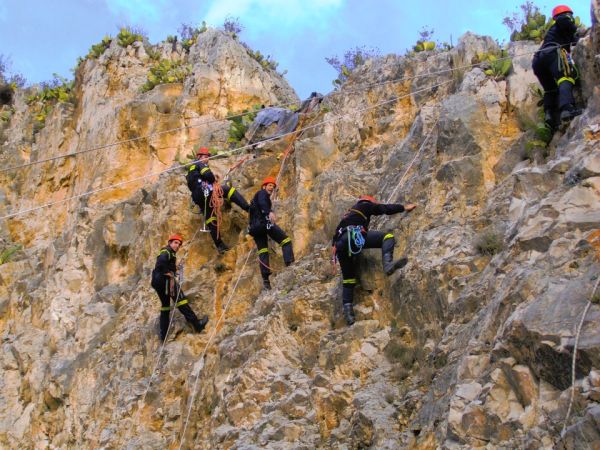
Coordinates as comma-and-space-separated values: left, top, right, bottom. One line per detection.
0, 0, 592, 98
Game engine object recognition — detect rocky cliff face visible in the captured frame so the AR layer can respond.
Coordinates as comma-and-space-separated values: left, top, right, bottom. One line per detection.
0, 21, 599, 450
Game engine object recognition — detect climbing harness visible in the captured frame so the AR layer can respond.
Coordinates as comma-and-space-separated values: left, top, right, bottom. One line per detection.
347, 225, 366, 256
557, 48, 579, 85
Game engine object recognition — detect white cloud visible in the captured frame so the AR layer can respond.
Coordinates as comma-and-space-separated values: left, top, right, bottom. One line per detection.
204, 0, 345, 36
105, 0, 168, 24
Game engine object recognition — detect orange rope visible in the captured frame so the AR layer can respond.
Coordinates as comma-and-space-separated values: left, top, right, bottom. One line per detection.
209, 182, 224, 239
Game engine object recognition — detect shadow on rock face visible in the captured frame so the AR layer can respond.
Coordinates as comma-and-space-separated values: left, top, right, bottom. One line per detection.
0, 84, 13, 106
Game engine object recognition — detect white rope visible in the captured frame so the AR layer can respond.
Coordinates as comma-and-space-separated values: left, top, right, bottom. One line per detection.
384, 116, 440, 204
561, 275, 600, 437
177, 248, 254, 450
0, 46, 545, 175
1, 80, 453, 222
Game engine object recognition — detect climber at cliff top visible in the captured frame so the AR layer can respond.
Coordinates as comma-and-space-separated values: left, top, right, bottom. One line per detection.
532, 4, 583, 132
332, 195, 417, 326
150, 234, 208, 341
186, 147, 250, 254
248, 176, 295, 291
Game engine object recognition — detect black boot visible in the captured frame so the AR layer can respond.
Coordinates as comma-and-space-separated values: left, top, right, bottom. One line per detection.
343, 303, 355, 326
159, 311, 170, 341
194, 315, 209, 333
544, 109, 558, 132
383, 255, 408, 275
282, 242, 295, 266
382, 236, 408, 275
559, 105, 582, 123
263, 278, 272, 291
216, 241, 230, 254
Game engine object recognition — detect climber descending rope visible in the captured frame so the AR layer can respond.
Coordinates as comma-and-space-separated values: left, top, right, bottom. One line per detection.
185, 147, 250, 254
247, 176, 295, 291
139, 225, 211, 407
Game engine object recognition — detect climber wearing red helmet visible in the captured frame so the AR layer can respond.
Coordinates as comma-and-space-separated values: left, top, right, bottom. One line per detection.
186, 147, 250, 254
532, 5, 582, 131
248, 176, 294, 290
331, 195, 417, 326
150, 234, 208, 341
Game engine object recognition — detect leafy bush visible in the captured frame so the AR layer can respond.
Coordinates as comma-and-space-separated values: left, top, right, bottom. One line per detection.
0, 109, 12, 122
521, 84, 553, 159
0, 245, 21, 265
88, 36, 112, 59
117, 26, 145, 47
326, 45, 381, 87
179, 21, 207, 51
477, 50, 512, 80
141, 59, 192, 92
26, 74, 74, 105
227, 105, 261, 144
245, 47, 279, 71
413, 26, 436, 52
223, 16, 243, 36
502, 1, 581, 43
166, 35, 177, 44
145, 45, 161, 61
26, 74, 75, 134
475, 230, 504, 255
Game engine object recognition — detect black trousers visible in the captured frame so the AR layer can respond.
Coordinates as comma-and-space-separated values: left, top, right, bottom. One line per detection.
334, 230, 395, 306
192, 183, 249, 246
532, 47, 575, 114
151, 277, 203, 339
251, 224, 294, 281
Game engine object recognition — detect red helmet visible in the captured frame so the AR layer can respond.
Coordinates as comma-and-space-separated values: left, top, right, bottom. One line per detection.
196, 147, 210, 157
552, 5, 573, 18
358, 195, 378, 203
168, 234, 183, 243
262, 176, 277, 187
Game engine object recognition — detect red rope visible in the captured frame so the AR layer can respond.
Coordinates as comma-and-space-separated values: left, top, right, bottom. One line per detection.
209, 182, 224, 239
257, 251, 282, 272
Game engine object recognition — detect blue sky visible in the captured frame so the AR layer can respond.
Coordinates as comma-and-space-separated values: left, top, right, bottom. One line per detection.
0, 0, 591, 98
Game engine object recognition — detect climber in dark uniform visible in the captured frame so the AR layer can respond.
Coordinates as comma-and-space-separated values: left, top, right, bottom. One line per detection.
186, 147, 250, 254
332, 195, 416, 325
248, 176, 295, 290
532, 4, 582, 131
151, 234, 208, 341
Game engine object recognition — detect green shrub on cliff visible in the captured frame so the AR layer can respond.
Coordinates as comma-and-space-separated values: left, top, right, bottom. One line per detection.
141, 59, 192, 92
117, 27, 145, 47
